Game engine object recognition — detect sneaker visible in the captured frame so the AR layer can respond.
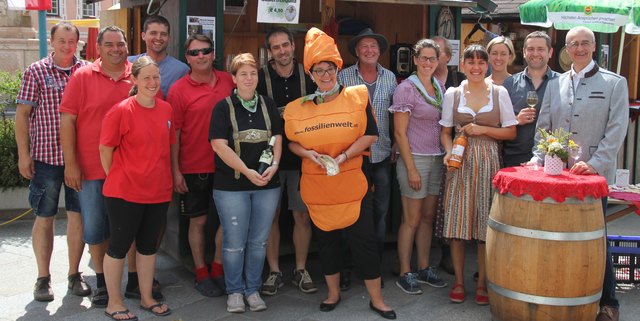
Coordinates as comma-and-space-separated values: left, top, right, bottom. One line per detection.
596, 306, 620, 321
292, 269, 318, 293
260, 271, 283, 296
226, 293, 245, 313
246, 292, 267, 312
34, 276, 54, 302
68, 272, 92, 297
416, 266, 448, 288
195, 277, 223, 297
396, 272, 422, 295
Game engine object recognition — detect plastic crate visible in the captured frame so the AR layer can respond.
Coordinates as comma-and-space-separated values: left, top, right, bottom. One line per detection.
607, 235, 640, 284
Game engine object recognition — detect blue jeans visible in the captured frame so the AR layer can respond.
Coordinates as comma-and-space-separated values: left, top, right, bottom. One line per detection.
371, 157, 391, 259
213, 187, 280, 295
78, 180, 110, 244
601, 197, 619, 308
29, 161, 80, 217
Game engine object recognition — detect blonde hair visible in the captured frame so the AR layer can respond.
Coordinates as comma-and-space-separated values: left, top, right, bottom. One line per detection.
487, 36, 516, 65
229, 53, 257, 76
129, 56, 158, 97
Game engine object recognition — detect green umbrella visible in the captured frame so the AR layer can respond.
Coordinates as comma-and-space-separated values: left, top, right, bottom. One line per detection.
519, 0, 640, 72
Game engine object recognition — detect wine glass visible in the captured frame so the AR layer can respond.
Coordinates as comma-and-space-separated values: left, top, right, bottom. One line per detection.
569, 145, 582, 167
526, 91, 538, 110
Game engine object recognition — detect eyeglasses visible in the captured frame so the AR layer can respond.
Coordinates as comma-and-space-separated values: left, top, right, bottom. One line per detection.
416, 56, 438, 63
311, 67, 336, 77
186, 47, 214, 56
567, 41, 592, 49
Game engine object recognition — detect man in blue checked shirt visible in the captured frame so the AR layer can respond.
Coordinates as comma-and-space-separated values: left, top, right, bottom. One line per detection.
338, 28, 397, 289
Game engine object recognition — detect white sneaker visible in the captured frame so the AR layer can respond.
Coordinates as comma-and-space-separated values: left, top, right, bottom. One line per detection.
246, 292, 267, 312
226, 293, 245, 313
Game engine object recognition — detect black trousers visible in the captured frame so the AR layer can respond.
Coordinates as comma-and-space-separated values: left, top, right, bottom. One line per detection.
313, 191, 381, 280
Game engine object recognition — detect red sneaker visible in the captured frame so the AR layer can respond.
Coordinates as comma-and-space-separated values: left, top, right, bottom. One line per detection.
449, 284, 465, 303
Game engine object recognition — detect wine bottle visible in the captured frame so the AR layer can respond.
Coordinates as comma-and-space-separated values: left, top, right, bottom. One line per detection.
257, 136, 276, 174
448, 133, 467, 169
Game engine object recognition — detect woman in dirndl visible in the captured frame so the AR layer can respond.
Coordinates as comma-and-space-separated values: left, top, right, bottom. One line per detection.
439, 44, 517, 306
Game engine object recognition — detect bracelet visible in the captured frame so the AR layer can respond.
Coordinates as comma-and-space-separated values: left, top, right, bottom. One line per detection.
272, 161, 279, 166
342, 151, 348, 159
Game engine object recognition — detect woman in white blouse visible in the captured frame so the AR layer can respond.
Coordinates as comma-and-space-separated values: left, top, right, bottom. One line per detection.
439, 44, 517, 305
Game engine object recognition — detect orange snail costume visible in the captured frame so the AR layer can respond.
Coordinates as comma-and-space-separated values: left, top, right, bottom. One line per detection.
284, 27, 372, 231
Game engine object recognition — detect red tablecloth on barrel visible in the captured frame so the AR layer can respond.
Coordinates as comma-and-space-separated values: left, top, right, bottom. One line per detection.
492, 166, 609, 202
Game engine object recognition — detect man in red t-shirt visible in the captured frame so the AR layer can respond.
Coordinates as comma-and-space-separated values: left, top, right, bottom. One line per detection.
167, 34, 234, 297
59, 26, 133, 308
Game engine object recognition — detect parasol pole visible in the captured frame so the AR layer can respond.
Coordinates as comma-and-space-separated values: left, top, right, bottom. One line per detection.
38, 10, 47, 59
616, 32, 625, 73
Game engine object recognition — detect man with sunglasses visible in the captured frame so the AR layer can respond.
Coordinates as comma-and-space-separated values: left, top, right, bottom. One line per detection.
257, 26, 318, 297
532, 26, 628, 321
167, 34, 234, 298
128, 15, 188, 98
337, 28, 397, 290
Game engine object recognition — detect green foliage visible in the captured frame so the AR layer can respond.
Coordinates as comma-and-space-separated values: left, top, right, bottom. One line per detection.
0, 70, 22, 110
0, 119, 28, 190
0, 70, 28, 190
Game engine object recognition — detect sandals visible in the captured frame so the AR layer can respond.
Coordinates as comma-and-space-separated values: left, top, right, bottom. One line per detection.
140, 302, 172, 316
449, 284, 465, 303
104, 309, 138, 321
475, 286, 490, 305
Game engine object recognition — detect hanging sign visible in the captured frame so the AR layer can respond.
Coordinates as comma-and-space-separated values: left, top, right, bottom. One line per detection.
7, 0, 51, 10
257, 0, 300, 24
187, 16, 215, 42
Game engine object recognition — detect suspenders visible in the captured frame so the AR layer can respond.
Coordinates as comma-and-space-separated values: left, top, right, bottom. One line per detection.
225, 95, 272, 179
263, 62, 307, 115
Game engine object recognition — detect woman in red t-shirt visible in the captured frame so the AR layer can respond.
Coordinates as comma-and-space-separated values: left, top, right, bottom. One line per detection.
99, 56, 175, 320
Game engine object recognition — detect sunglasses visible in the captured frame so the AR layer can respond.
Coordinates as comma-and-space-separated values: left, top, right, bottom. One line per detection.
186, 47, 214, 56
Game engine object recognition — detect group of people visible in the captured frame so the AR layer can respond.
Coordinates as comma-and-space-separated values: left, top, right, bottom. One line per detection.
16, 12, 627, 321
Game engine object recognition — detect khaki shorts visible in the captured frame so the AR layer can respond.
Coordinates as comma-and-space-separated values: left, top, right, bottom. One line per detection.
396, 155, 444, 199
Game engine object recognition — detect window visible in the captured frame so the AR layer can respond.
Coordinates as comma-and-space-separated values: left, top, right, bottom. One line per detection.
82, 2, 95, 18
47, 0, 59, 16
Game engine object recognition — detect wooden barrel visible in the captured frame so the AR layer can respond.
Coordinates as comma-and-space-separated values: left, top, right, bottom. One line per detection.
486, 192, 606, 321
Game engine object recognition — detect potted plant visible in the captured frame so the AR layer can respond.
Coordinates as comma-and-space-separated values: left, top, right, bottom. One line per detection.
536, 128, 581, 175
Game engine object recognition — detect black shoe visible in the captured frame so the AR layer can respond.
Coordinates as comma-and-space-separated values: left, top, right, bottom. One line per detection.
339, 271, 351, 292
91, 286, 109, 308
369, 301, 397, 320
319, 296, 341, 312
473, 272, 479, 282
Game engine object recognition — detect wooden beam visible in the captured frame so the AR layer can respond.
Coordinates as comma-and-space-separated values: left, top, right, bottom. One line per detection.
627, 35, 639, 100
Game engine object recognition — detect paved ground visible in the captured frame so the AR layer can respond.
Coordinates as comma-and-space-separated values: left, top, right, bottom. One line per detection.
1, 210, 639, 321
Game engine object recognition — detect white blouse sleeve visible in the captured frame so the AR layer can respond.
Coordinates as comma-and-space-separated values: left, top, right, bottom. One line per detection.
438, 87, 458, 128
497, 86, 518, 127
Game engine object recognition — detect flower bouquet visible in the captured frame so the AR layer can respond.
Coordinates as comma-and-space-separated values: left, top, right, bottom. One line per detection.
537, 128, 581, 175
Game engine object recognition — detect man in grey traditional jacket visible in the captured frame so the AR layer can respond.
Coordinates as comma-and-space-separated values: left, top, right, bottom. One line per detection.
533, 26, 628, 321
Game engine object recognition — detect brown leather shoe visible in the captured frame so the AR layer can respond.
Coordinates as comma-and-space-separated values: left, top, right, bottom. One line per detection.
68, 272, 92, 297
34, 276, 54, 302
596, 306, 619, 321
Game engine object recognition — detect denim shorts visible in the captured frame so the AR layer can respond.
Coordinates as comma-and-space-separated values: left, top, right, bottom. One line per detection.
179, 173, 214, 218
279, 170, 308, 213
29, 161, 80, 217
78, 179, 110, 244
396, 155, 444, 198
